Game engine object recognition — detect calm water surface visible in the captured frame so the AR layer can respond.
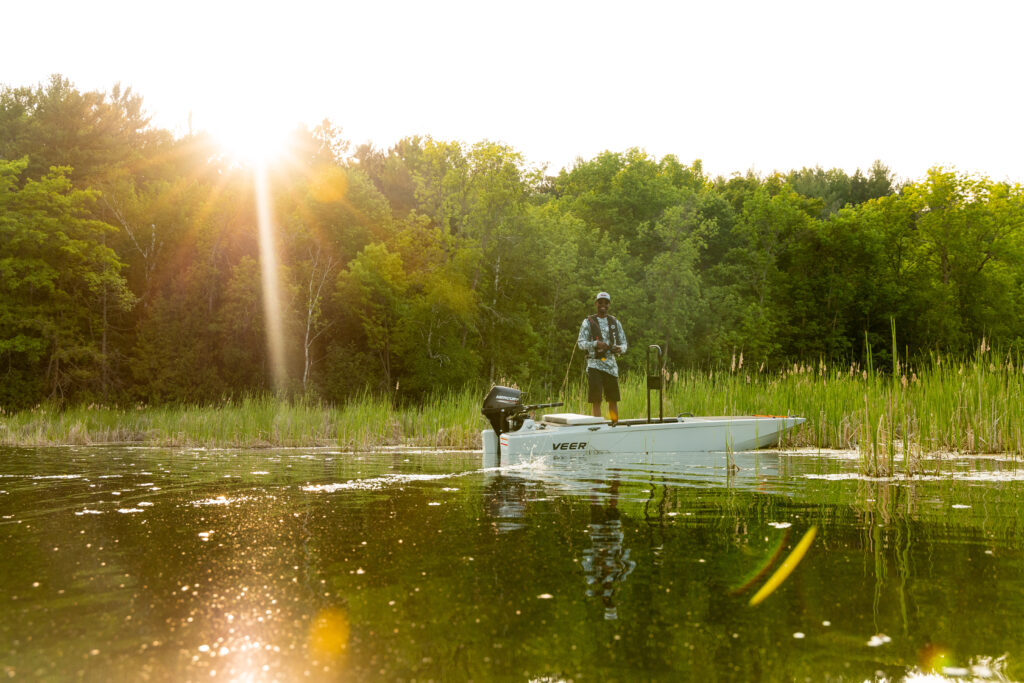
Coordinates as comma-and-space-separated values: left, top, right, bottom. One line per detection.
2, 446, 1023, 681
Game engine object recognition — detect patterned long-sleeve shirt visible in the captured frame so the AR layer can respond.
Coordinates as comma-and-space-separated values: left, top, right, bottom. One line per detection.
577, 315, 628, 377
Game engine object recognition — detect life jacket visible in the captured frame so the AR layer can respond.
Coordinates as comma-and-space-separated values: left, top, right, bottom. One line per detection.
587, 314, 621, 357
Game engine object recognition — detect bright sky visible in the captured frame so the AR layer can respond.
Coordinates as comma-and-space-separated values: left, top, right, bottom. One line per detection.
5, 0, 1023, 182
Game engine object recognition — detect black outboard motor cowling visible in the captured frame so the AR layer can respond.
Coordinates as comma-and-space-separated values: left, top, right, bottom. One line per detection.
482, 386, 564, 438
482, 385, 525, 436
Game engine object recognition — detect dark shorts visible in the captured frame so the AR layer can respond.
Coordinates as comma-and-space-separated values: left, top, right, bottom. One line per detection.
587, 368, 621, 403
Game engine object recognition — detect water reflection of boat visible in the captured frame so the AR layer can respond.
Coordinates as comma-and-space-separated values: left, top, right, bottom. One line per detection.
482, 472, 638, 621
483, 475, 529, 533
487, 450, 784, 493
481, 385, 804, 468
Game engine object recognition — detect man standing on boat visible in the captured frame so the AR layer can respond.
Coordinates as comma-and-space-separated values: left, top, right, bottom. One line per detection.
578, 292, 628, 423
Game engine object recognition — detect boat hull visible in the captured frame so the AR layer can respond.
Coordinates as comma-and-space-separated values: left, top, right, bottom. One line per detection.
482, 415, 805, 467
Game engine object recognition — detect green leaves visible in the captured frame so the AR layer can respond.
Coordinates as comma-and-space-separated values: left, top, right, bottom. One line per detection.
0, 159, 133, 405
3, 76, 1024, 408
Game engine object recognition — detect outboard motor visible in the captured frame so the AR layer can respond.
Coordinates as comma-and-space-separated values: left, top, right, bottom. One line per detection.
482, 386, 563, 464
482, 385, 527, 436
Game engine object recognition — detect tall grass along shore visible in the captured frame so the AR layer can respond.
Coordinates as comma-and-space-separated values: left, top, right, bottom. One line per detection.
2, 344, 1022, 457
0, 391, 482, 451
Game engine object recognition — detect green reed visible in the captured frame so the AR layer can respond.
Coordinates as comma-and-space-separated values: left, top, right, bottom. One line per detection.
617, 341, 1024, 472
575, 342, 1023, 471
0, 390, 485, 450
3, 344, 1023, 458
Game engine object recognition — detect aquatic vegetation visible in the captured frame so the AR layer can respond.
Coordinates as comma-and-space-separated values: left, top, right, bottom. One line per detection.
2, 344, 1023, 457
634, 340, 1024, 472
0, 392, 482, 450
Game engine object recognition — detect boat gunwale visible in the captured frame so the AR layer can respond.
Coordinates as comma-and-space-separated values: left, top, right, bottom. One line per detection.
532, 415, 805, 431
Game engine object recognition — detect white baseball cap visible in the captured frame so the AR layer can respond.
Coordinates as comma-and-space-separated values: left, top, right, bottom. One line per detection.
595, 291, 611, 302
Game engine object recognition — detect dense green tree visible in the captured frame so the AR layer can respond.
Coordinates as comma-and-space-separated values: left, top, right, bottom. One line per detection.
636, 195, 714, 367
3, 76, 1024, 408
555, 149, 702, 248
218, 256, 269, 392
0, 75, 165, 188
391, 220, 481, 394
0, 159, 134, 406
699, 182, 815, 363
352, 141, 419, 218
127, 167, 263, 401
902, 169, 1024, 350
335, 242, 410, 392
274, 138, 395, 394
787, 161, 895, 218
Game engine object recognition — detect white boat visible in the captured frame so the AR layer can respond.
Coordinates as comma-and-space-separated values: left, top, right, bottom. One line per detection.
481, 382, 805, 467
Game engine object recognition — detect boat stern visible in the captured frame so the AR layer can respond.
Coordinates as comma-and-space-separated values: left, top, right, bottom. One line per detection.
482, 429, 499, 468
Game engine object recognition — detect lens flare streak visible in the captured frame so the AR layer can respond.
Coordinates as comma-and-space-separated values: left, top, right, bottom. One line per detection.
749, 526, 818, 606
254, 164, 287, 393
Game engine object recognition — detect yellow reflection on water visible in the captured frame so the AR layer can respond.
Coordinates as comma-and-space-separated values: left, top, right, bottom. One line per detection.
308, 607, 350, 662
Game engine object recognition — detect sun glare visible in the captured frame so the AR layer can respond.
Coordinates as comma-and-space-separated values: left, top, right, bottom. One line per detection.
207, 110, 296, 168
196, 105, 294, 392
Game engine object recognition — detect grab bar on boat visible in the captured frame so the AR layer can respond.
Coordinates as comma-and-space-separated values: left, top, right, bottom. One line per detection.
646, 345, 664, 424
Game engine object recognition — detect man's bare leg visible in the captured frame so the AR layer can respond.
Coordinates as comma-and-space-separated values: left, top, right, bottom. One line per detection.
608, 401, 618, 424
592, 402, 602, 418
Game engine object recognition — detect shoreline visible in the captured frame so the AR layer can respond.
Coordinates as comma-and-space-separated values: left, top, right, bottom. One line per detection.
3, 357, 1023, 456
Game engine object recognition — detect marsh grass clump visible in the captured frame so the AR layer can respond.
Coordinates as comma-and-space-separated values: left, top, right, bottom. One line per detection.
2, 343, 1023, 457
641, 338, 1023, 474
0, 388, 488, 450
601, 338, 1023, 473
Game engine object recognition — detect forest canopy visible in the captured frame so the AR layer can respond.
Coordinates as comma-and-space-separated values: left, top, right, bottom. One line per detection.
2, 76, 1023, 408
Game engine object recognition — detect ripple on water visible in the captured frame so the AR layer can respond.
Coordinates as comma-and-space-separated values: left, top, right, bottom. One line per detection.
301, 471, 469, 493
190, 495, 273, 506
4, 446, 1024, 681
